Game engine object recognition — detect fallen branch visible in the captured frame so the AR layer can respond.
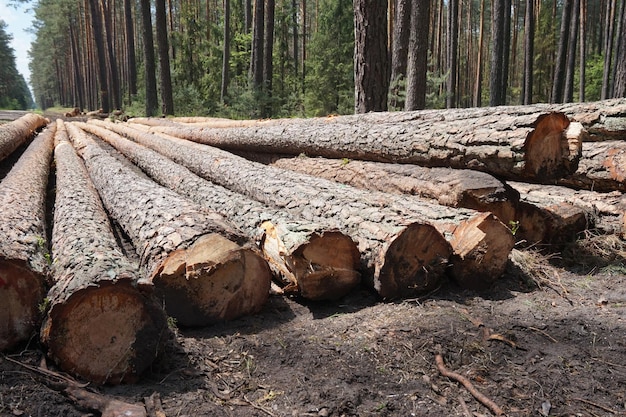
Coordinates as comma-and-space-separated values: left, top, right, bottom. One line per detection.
573, 397, 617, 414
435, 354, 504, 416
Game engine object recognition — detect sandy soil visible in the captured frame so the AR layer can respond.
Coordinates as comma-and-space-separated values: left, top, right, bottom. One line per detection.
1, 238, 625, 417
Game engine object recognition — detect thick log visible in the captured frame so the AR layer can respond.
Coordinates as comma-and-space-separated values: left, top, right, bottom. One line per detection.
65, 122, 271, 326
0, 124, 55, 351
97, 123, 453, 299
556, 140, 626, 193
41, 120, 167, 384
143, 110, 584, 182
82, 120, 361, 301
508, 181, 626, 236
0, 113, 48, 162
115, 124, 513, 292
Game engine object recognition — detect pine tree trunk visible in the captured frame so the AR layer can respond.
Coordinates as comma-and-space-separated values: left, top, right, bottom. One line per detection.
389, 0, 411, 109
108, 123, 453, 299
221, 0, 231, 103
88, 0, 110, 113
123, 0, 137, 99
65, 123, 271, 326
614, 0, 626, 97
0, 113, 48, 162
139, 0, 158, 116
564, 0, 580, 103
155, 0, 174, 115
405, 0, 429, 111
0, 124, 55, 351
142, 109, 584, 182
251, 0, 265, 90
446, 0, 458, 108
490, 0, 505, 106
41, 121, 167, 385
82, 121, 361, 301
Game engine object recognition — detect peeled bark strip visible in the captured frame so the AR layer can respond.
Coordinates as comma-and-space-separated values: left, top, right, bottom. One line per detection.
82, 121, 361, 301
109, 124, 510, 296
557, 141, 626, 192
65, 122, 271, 326
242, 153, 515, 288
0, 124, 55, 351
508, 181, 626, 236
146, 111, 583, 181
39, 120, 167, 384
0, 113, 48, 162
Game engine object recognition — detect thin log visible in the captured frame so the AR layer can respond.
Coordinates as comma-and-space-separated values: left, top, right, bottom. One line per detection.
240, 153, 516, 288
41, 120, 168, 384
141, 110, 583, 182
508, 181, 626, 236
0, 124, 55, 351
557, 140, 626, 192
114, 124, 511, 293
0, 113, 48, 162
82, 121, 361, 301
65, 122, 271, 327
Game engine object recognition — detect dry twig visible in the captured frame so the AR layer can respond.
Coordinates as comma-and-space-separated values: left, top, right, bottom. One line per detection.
573, 397, 617, 414
435, 354, 504, 416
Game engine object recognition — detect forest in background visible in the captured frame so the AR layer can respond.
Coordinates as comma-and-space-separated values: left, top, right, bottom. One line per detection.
0, 21, 34, 110
13, 0, 626, 117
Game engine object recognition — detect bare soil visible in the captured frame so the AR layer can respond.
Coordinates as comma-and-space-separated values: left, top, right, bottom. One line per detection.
1, 236, 625, 417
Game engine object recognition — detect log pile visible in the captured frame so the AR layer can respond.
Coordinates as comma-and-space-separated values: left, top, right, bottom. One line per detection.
0, 113, 48, 162
0, 99, 624, 386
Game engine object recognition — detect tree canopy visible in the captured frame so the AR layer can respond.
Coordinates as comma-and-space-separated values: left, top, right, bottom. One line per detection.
0, 20, 33, 110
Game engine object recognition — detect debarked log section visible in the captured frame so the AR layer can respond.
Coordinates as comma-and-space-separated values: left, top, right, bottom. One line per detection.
41, 120, 168, 384
0, 123, 55, 351
82, 120, 361, 301
143, 111, 584, 182
65, 122, 271, 327
0, 113, 49, 162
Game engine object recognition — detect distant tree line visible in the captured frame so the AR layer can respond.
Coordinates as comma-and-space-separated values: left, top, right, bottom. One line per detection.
25, 0, 626, 117
0, 20, 34, 110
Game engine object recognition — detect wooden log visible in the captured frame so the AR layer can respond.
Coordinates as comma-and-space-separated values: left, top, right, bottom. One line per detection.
556, 140, 626, 193
508, 181, 626, 237
0, 113, 48, 162
65, 122, 271, 327
0, 124, 55, 351
114, 124, 513, 292
40, 120, 167, 384
82, 120, 361, 301
96, 123, 453, 299
142, 110, 584, 182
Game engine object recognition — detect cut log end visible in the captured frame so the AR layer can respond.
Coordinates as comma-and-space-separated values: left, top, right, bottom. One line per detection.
0, 260, 46, 351
276, 228, 361, 301
523, 112, 578, 180
41, 281, 167, 385
447, 212, 515, 290
375, 223, 452, 300
152, 233, 271, 327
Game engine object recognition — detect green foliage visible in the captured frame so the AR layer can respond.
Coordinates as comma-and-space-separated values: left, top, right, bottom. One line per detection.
0, 20, 33, 109
303, 0, 354, 117
581, 54, 604, 102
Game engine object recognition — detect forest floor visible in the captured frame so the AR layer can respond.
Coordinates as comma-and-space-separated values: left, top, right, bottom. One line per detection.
1, 233, 625, 417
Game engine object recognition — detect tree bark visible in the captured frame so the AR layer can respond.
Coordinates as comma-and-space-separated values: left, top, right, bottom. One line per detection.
143, 109, 584, 182
522, 0, 534, 105
557, 140, 626, 192
389, 0, 411, 109
221, 0, 231, 103
614, 0, 626, 97
65, 123, 271, 327
111, 123, 452, 299
353, 0, 389, 113
41, 120, 167, 385
139, 0, 158, 116
0, 124, 55, 351
250, 0, 265, 90
0, 113, 48, 162
490, 0, 505, 106
88, 0, 110, 113
155, 0, 174, 115
241, 153, 516, 286
564, 0, 580, 103
123, 0, 137, 99
83, 120, 361, 301
446, 0, 458, 108
405, 0, 429, 111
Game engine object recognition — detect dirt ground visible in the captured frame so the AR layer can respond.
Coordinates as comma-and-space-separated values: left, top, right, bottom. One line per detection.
1, 233, 625, 417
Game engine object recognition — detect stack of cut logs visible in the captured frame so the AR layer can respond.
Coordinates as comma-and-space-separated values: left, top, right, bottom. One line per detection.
1, 99, 624, 384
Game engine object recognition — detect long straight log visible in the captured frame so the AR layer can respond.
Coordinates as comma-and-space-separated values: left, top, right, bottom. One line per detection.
41, 120, 168, 384
0, 113, 48, 162
140, 110, 584, 182
556, 140, 626, 192
95, 123, 452, 299
115, 124, 513, 292
0, 124, 55, 351
81, 121, 361, 301
65, 123, 271, 326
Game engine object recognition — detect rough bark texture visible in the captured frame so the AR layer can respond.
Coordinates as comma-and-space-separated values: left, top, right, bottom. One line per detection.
246, 154, 515, 289
0, 113, 48, 162
557, 140, 626, 192
41, 120, 167, 384
0, 123, 55, 351
65, 122, 271, 326
83, 121, 361, 301
142, 110, 583, 182
508, 181, 626, 237
119, 124, 511, 294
